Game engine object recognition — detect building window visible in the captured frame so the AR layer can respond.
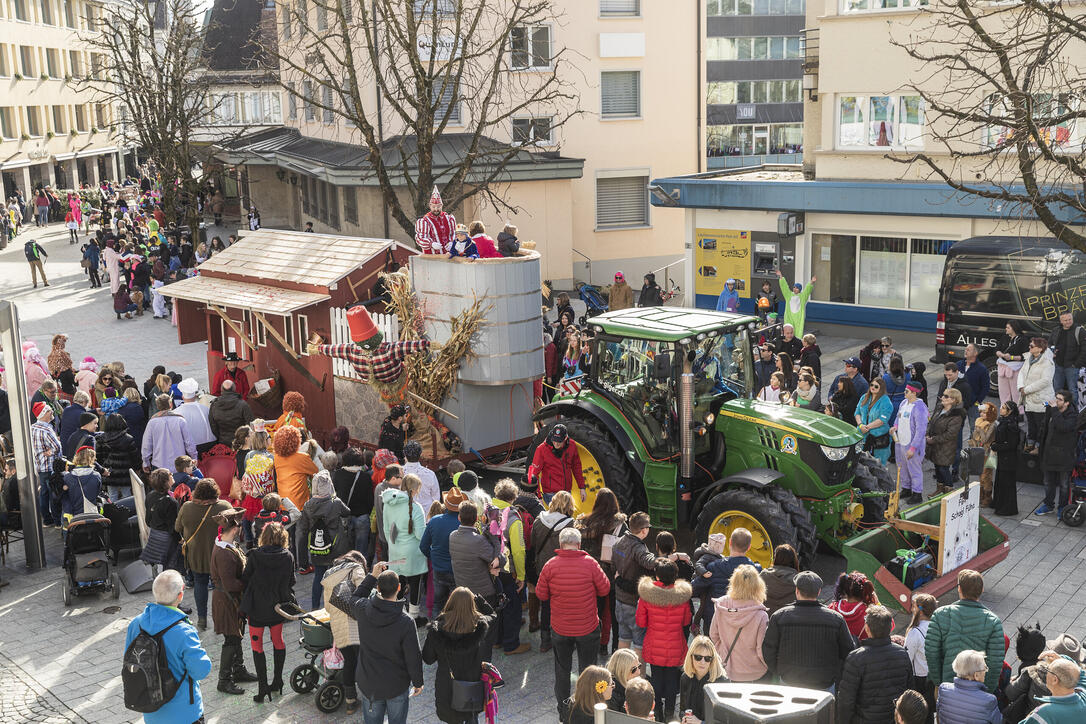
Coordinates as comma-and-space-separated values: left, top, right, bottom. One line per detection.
69, 50, 82, 78
511, 25, 551, 69
413, 0, 456, 17
601, 70, 640, 118
64, 0, 75, 27
708, 80, 801, 105
0, 107, 15, 139
46, 48, 59, 77
343, 186, 357, 224
596, 175, 649, 228
316, 4, 327, 29
322, 83, 334, 123
319, 180, 328, 223
297, 315, 309, 355
328, 185, 339, 228
301, 175, 311, 215
13, 0, 29, 21
0, 45, 9, 77
95, 102, 106, 128
303, 80, 315, 121
25, 106, 42, 136
433, 83, 461, 124
810, 234, 857, 305
287, 82, 297, 119
837, 94, 924, 149
85, 2, 97, 30
283, 3, 292, 38
343, 0, 352, 21
841, 0, 927, 12
707, 36, 802, 61
706, 123, 802, 157
52, 105, 67, 133
512, 116, 553, 145
984, 92, 1081, 149
600, 0, 639, 16
709, 0, 804, 15
74, 103, 87, 132
19, 45, 34, 76
90, 52, 103, 79
39, 0, 54, 24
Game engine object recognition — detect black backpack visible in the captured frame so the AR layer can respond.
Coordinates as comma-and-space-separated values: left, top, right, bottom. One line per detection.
122, 619, 187, 713
308, 516, 338, 558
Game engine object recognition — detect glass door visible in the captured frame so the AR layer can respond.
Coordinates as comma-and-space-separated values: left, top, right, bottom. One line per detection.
753, 126, 769, 155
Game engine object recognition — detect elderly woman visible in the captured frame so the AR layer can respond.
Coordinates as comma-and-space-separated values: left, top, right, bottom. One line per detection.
321, 552, 368, 715
926, 387, 967, 495
175, 479, 232, 630
936, 649, 1002, 724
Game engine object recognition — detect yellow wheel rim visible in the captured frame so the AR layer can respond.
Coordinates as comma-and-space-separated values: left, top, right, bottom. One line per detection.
573, 442, 605, 516
707, 510, 774, 569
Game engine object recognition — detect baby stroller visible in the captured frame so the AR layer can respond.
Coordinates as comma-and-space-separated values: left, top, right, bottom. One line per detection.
1061, 446, 1086, 527
275, 602, 345, 713
62, 513, 120, 605
576, 282, 608, 325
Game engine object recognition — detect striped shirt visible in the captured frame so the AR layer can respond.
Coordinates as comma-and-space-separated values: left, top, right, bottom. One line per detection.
31, 420, 62, 472
318, 339, 430, 384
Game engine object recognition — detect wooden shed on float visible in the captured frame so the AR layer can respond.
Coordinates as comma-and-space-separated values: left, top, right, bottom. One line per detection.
163, 228, 416, 437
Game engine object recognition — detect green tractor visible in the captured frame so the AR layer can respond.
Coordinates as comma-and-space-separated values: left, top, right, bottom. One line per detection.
532, 307, 896, 569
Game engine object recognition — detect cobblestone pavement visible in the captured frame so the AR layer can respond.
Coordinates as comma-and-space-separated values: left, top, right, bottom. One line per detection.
1, 220, 1085, 722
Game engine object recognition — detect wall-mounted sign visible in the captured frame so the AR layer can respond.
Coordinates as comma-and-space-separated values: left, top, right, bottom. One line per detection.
777, 212, 804, 237
28, 149, 50, 161
695, 228, 751, 297
736, 103, 756, 120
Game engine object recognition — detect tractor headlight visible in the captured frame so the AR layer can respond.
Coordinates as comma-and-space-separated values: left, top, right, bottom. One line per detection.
854, 442, 864, 455
821, 445, 850, 461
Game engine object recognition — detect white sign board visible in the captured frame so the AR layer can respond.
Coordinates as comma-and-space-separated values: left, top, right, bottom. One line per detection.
129, 469, 149, 546
939, 481, 980, 574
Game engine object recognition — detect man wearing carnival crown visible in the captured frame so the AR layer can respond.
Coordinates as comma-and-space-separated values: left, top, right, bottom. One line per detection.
414, 186, 456, 255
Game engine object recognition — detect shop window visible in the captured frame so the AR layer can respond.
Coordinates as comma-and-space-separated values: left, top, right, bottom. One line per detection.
811, 234, 857, 304
511, 25, 551, 70
706, 123, 802, 157
908, 239, 953, 311
837, 94, 924, 149
859, 236, 908, 309
601, 70, 640, 118
596, 174, 649, 228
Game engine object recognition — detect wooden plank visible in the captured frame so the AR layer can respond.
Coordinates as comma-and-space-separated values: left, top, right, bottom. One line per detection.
937, 491, 949, 575
254, 311, 300, 361
209, 305, 257, 352
887, 518, 942, 539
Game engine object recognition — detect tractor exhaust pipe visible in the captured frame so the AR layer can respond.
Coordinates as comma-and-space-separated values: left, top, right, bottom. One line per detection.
679, 372, 694, 524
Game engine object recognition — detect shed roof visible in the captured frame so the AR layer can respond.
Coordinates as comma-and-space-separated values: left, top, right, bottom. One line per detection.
196, 229, 401, 287
162, 275, 330, 314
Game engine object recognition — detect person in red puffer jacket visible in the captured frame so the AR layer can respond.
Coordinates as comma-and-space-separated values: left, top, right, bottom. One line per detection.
535, 526, 611, 720
529, 424, 586, 503
636, 558, 692, 723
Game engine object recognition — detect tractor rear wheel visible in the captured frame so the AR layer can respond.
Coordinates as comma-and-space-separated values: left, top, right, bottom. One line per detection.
854, 452, 896, 523
527, 418, 645, 516
694, 486, 817, 569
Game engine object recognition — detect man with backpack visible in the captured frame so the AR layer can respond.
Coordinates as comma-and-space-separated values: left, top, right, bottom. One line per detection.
122, 570, 212, 723
24, 237, 48, 288
488, 479, 532, 655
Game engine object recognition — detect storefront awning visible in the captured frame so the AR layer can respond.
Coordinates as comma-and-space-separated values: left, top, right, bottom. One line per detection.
162, 275, 329, 314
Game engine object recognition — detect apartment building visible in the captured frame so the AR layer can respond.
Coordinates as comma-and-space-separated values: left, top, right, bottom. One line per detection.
649, 0, 1084, 333
0, 0, 126, 199
706, 0, 804, 169
217, 0, 699, 287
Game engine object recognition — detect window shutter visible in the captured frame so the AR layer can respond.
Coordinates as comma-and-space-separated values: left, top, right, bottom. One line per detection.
596, 176, 648, 228
601, 71, 640, 117
434, 83, 460, 124
600, 0, 640, 16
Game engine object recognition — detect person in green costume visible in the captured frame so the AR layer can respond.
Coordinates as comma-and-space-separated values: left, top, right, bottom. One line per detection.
776, 270, 816, 337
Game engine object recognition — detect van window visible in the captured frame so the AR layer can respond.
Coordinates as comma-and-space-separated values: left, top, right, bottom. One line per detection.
947, 270, 1023, 317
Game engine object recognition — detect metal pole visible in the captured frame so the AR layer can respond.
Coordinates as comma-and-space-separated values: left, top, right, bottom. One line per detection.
0, 301, 47, 569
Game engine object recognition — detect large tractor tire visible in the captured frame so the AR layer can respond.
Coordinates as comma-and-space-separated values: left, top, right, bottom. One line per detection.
694, 486, 818, 569
854, 452, 896, 523
527, 418, 645, 516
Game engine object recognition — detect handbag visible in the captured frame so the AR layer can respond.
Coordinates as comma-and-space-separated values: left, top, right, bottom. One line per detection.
321, 646, 344, 670
864, 434, 891, 452
329, 578, 356, 617
229, 476, 243, 502
600, 521, 625, 563
441, 648, 485, 713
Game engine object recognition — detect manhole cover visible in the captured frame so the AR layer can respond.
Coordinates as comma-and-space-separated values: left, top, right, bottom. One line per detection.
102, 606, 122, 614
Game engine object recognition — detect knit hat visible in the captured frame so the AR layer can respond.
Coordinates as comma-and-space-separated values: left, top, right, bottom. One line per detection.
707, 533, 726, 555
905, 383, 922, 394
443, 486, 467, 512
457, 470, 479, 492
79, 356, 98, 372
32, 402, 50, 419
312, 470, 335, 498
78, 412, 98, 427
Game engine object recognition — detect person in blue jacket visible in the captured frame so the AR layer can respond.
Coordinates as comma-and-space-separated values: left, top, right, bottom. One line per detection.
124, 570, 212, 724
882, 354, 912, 424
448, 224, 478, 259
856, 377, 894, 464
715, 278, 739, 312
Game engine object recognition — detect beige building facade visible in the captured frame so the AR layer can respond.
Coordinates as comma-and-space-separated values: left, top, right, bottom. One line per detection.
0, 0, 127, 198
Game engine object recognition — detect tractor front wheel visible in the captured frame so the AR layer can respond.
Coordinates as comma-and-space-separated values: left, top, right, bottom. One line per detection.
854, 452, 896, 523
694, 486, 817, 569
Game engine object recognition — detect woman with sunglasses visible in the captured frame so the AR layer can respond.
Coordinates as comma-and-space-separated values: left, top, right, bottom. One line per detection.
708, 565, 768, 683
679, 636, 725, 724
926, 387, 966, 495
856, 378, 894, 464
605, 649, 641, 713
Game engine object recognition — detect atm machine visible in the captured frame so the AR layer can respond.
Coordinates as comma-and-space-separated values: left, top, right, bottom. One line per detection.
751, 241, 780, 281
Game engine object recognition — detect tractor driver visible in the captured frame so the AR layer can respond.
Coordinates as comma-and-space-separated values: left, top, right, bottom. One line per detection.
529, 424, 587, 504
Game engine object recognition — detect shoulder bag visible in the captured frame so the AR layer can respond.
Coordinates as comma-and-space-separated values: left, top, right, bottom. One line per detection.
441, 645, 485, 713
181, 504, 213, 558
600, 521, 626, 563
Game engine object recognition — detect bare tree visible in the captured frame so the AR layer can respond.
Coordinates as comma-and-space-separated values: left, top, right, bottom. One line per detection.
890, 0, 1086, 250
271, 0, 581, 240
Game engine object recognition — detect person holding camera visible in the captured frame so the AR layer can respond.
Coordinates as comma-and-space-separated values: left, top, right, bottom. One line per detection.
379, 404, 411, 462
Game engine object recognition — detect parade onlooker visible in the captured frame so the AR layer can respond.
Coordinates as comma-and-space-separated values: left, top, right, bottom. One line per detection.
378, 404, 410, 461
349, 564, 425, 724
891, 383, 928, 503
422, 587, 496, 724
925, 570, 1004, 693
856, 377, 893, 465
63, 411, 98, 459
449, 501, 503, 601
456, 469, 491, 514
1047, 311, 1086, 409
31, 401, 62, 525
24, 237, 48, 287
536, 526, 610, 719
609, 271, 634, 311
759, 544, 799, 615
791, 372, 822, 412
679, 636, 725, 724
829, 571, 879, 641
60, 446, 102, 527
697, 528, 763, 629
209, 508, 257, 695
142, 468, 181, 571
530, 490, 577, 651
208, 380, 254, 445
59, 390, 92, 446
175, 378, 214, 453
639, 273, 664, 307
715, 278, 739, 312
298, 470, 351, 608
991, 402, 1021, 516
636, 558, 693, 722
625, 677, 656, 720
242, 522, 296, 702
124, 571, 212, 724
834, 356, 870, 399
762, 570, 855, 690
958, 344, 990, 437
612, 512, 657, 655
382, 473, 428, 623
837, 606, 912, 724
1021, 653, 1086, 723
895, 690, 930, 724
832, 375, 860, 424
936, 649, 1002, 724
759, 371, 785, 402
402, 440, 441, 516
799, 333, 822, 384
579, 487, 626, 654
995, 321, 1028, 406
606, 649, 641, 713
709, 564, 769, 683
1035, 388, 1078, 517
421, 487, 466, 617
490, 479, 531, 654
904, 593, 936, 713
1018, 338, 1055, 450
119, 388, 147, 447
926, 387, 966, 495
969, 402, 999, 506
882, 354, 911, 423
176, 479, 231, 630
321, 552, 368, 715
754, 344, 777, 393
565, 666, 614, 724
142, 394, 196, 472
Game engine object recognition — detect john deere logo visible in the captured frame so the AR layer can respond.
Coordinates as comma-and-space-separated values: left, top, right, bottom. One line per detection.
780, 434, 798, 455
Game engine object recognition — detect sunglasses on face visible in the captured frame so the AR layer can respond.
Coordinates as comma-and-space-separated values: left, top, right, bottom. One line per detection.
941, 394, 951, 399
630, 664, 642, 674
692, 654, 714, 663
881, 344, 890, 348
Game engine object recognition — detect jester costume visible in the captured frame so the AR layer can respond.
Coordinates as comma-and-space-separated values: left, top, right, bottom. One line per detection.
414, 186, 456, 255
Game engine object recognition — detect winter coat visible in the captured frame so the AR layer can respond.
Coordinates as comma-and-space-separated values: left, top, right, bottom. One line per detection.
97, 428, 141, 493
696, 555, 762, 599
332, 465, 374, 516
957, 359, 990, 405
449, 525, 503, 597
381, 488, 428, 576
145, 489, 179, 532
142, 411, 196, 469
926, 407, 966, 467
680, 672, 724, 722
530, 440, 585, 495
1005, 663, 1055, 721
529, 510, 575, 583
496, 231, 520, 257
321, 560, 368, 648
124, 604, 211, 724
297, 495, 352, 568
59, 403, 90, 447
762, 600, 856, 689
535, 549, 611, 637
937, 678, 1002, 724
635, 577, 693, 667
608, 281, 633, 311
837, 637, 913, 724
61, 467, 101, 518
64, 427, 96, 460
1042, 405, 1078, 472
754, 357, 777, 392
611, 532, 657, 606
799, 344, 822, 383
925, 598, 1005, 690
210, 542, 246, 637
422, 598, 496, 723
832, 386, 860, 423
760, 566, 798, 614
1018, 353, 1055, 413
829, 600, 869, 641
207, 390, 254, 445
175, 499, 231, 574
349, 574, 425, 701
708, 596, 769, 681
1047, 324, 1086, 367
241, 544, 297, 627
118, 400, 146, 448
420, 511, 460, 575
639, 282, 664, 307
937, 374, 976, 410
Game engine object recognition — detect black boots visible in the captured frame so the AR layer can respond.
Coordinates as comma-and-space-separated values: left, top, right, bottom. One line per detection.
217, 643, 244, 695
270, 648, 286, 695
251, 651, 270, 703
233, 653, 258, 683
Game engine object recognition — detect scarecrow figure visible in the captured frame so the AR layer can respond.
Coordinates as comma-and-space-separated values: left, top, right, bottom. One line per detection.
413, 186, 456, 255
